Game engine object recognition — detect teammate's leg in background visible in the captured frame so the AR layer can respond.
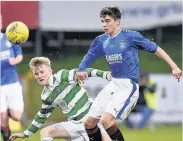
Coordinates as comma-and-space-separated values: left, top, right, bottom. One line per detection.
136, 106, 154, 129
1, 111, 11, 141
1, 91, 11, 141
124, 116, 134, 129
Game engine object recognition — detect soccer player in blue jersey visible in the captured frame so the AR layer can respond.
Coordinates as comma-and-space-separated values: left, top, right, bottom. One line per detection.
76, 6, 182, 141
0, 32, 24, 141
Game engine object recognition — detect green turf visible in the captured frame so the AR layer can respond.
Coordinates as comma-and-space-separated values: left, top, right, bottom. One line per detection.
122, 124, 182, 141
3, 124, 181, 141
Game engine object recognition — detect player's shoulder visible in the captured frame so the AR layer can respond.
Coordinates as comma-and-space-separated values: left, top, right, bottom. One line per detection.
0, 33, 11, 42
54, 69, 66, 77
54, 69, 73, 79
121, 29, 142, 37
95, 33, 108, 41
0, 33, 7, 41
0, 33, 4, 39
1, 33, 22, 49
12, 44, 22, 49
0, 33, 6, 37
72, 68, 78, 72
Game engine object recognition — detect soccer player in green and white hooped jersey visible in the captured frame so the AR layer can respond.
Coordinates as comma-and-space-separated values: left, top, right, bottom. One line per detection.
9, 57, 112, 141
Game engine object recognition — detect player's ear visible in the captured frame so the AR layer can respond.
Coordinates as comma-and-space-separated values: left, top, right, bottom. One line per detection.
116, 18, 120, 26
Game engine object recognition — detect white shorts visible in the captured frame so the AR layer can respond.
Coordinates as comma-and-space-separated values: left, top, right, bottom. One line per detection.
0, 82, 24, 113
50, 121, 107, 141
88, 78, 139, 120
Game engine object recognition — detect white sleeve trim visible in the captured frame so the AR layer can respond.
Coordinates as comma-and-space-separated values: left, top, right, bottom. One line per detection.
41, 104, 52, 109
91, 69, 97, 77
37, 111, 48, 118
103, 72, 108, 79
23, 130, 34, 137
32, 120, 42, 128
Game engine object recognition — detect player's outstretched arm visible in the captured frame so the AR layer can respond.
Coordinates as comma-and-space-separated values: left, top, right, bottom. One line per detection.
15, 54, 23, 64
77, 36, 105, 82
22, 104, 55, 138
155, 46, 182, 81
9, 133, 26, 140
9, 54, 23, 65
86, 68, 111, 81
9, 45, 23, 65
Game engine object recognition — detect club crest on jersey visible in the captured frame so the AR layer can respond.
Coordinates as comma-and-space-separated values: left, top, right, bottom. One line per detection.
57, 99, 70, 111
119, 40, 125, 49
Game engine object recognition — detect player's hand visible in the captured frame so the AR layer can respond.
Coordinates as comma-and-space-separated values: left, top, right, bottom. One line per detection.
172, 67, 182, 82
107, 72, 112, 81
9, 58, 17, 65
9, 133, 26, 140
75, 71, 88, 84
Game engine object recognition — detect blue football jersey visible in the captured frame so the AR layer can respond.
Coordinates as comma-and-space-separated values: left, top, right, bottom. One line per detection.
0, 33, 22, 86
79, 30, 158, 83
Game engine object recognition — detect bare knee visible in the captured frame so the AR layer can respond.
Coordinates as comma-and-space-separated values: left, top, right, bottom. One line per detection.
9, 110, 23, 121
11, 114, 22, 121
101, 112, 115, 129
84, 116, 99, 129
40, 127, 50, 137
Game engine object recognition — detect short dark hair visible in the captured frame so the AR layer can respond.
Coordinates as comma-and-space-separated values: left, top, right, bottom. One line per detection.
100, 6, 121, 19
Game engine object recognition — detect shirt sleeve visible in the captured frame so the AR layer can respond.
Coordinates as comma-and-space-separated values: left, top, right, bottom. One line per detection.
86, 68, 109, 79
132, 31, 158, 53
56, 69, 76, 84
12, 45, 22, 56
23, 103, 55, 137
78, 36, 105, 71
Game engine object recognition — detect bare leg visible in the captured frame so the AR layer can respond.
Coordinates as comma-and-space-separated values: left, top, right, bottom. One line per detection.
1, 110, 11, 141
101, 112, 125, 141
40, 124, 71, 141
9, 109, 23, 121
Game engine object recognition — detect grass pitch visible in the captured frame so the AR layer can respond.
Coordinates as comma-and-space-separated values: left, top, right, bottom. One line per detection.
3, 124, 181, 141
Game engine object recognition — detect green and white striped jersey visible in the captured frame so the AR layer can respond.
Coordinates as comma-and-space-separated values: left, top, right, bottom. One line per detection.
23, 68, 109, 137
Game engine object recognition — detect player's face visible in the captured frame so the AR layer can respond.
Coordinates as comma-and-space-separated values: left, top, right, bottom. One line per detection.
32, 64, 52, 86
101, 15, 120, 36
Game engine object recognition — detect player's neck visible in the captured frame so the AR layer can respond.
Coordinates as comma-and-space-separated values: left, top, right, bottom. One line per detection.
110, 27, 121, 37
45, 74, 53, 88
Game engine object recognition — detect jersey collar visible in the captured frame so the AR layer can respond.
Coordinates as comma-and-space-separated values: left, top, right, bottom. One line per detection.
107, 29, 122, 38
47, 74, 56, 87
